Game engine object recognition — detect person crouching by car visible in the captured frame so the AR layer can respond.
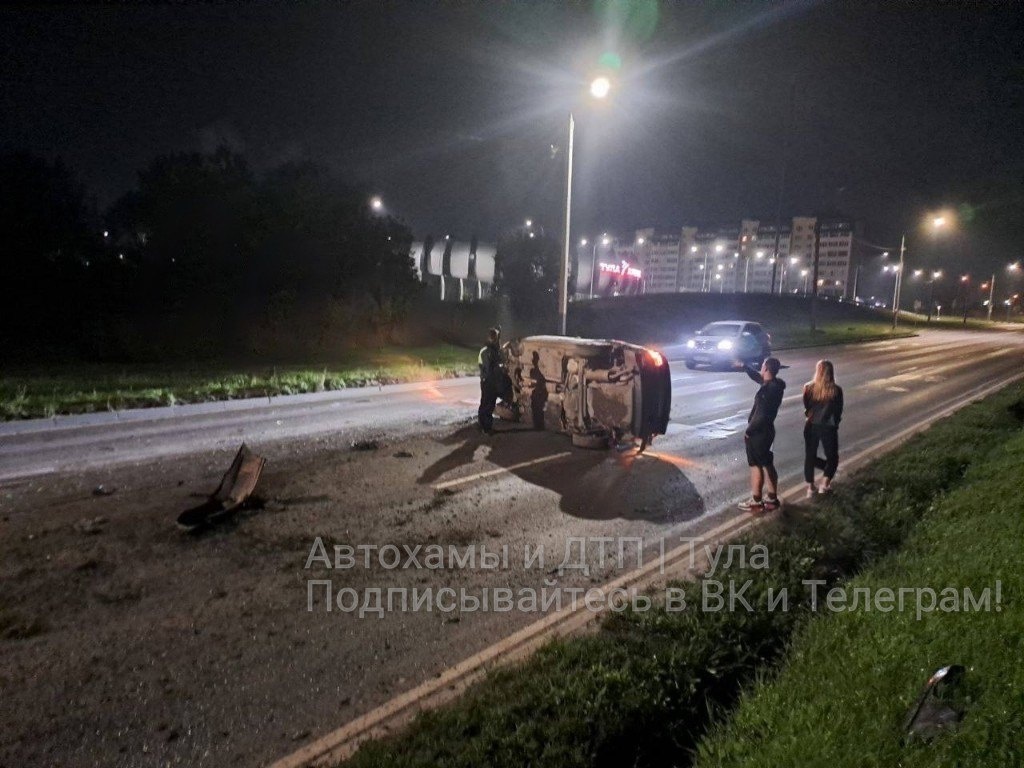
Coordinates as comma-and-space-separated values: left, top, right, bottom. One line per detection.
477, 327, 503, 434
739, 357, 785, 513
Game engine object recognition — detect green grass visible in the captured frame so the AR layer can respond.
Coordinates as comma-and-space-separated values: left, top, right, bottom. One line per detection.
693, 432, 1024, 766
341, 384, 1024, 768
770, 321, 914, 349
0, 344, 477, 420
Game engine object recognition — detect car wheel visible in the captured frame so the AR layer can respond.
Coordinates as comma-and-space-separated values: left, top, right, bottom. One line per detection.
685, 359, 697, 370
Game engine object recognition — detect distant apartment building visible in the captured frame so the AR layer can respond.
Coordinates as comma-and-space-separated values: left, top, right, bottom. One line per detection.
628, 217, 856, 298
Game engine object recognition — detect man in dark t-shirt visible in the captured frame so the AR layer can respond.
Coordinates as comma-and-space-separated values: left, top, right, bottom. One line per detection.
739, 356, 785, 513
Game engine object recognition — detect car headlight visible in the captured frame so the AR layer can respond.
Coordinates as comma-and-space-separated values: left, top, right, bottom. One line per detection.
717, 339, 734, 351
686, 340, 696, 349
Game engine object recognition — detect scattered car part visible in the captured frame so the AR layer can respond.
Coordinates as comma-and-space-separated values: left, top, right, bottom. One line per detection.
74, 516, 108, 535
499, 336, 671, 451
177, 444, 266, 532
903, 664, 966, 742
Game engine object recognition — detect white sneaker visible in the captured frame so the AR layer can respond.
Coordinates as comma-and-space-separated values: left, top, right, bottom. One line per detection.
806, 484, 816, 499
818, 479, 832, 494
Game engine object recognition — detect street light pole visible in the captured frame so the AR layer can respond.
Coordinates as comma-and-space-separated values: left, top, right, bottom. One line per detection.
987, 272, 995, 322
892, 233, 906, 329
558, 113, 575, 336
557, 76, 611, 334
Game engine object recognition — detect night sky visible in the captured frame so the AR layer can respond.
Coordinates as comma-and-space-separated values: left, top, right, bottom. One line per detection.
2, 2, 1022, 282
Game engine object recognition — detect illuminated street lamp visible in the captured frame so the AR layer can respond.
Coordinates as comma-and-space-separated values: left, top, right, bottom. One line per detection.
883, 263, 901, 313
370, 196, 383, 212
883, 213, 951, 327
590, 76, 611, 99
983, 262, 1021, 322
923, 270, 942, 322
958, 274, 970, 324
559, 76, 611, 335
888, 235, 907, 328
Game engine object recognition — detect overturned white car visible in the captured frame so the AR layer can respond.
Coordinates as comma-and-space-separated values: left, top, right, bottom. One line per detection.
496, 336, 671, 451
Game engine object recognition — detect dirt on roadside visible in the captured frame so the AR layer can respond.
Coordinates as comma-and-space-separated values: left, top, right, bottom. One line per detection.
0, 420, 692, 767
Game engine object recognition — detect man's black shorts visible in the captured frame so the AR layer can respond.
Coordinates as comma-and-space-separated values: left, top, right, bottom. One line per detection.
745, 429, 775, 467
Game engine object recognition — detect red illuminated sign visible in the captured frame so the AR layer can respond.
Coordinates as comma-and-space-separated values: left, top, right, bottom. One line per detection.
599, 261, 642, 279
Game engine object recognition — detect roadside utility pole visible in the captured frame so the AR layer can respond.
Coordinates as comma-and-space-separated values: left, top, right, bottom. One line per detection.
891, 234, 906, 329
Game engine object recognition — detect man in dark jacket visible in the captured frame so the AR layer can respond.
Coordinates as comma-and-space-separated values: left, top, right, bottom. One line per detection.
739, 356, 785, 513
477, 327, 503, 434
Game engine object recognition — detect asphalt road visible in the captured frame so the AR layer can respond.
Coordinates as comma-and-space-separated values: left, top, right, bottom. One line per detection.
2, 328, 1022, 767
2, 328, 1022, 493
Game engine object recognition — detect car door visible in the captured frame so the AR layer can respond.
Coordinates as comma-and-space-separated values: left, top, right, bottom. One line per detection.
747, 323, 769, 356
740, 324, 758, 358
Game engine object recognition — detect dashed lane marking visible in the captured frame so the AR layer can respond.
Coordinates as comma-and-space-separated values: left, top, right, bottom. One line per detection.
432, 451, 573, 490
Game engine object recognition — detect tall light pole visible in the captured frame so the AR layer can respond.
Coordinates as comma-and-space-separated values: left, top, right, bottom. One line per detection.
926, 270, 942, 322
558, 112, 575, 335
559, 76, 610, 336
959, 274, 970, 324
892, 234, 906, 328
985, 262, 1021, 322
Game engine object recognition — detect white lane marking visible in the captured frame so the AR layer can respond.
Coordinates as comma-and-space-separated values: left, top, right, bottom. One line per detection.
866, 348, 1012, 391
690, 412, 749, 440
886, 386, 910, 393
0, 466, 58, 484
432, 451, 573, 490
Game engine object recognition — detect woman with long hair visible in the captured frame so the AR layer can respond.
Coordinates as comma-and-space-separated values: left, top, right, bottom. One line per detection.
803, 359, 844, 496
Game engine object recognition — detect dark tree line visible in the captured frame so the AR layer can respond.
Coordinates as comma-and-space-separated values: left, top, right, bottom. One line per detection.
492, 229, 562, 330
0, 148, 420, 361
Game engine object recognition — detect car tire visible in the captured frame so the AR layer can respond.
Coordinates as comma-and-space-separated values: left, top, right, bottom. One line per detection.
684, 359, 697, 370
571, 431, 610, 450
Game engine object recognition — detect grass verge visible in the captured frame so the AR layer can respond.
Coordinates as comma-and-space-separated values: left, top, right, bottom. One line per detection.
770, 321, 914, 349
0, 344, 477, 420
693, 424, 1024, 765
341, 383, 1024, 768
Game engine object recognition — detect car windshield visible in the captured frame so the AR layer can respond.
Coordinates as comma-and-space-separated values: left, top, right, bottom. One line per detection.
698, 323, 742, 337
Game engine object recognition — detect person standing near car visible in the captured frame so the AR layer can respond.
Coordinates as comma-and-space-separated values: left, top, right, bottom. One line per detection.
802, 359, 843, 496
739, 357, 785, 513
477, 327, 502, 434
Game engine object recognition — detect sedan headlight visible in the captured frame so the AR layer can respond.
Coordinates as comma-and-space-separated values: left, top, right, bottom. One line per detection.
717, 339, 734, 351
686, 340, 696, 349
